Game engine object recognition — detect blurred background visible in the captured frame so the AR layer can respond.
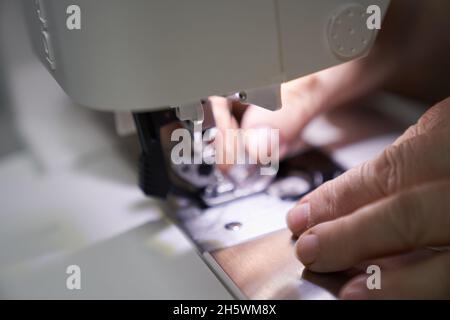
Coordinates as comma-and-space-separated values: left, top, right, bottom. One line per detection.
0, 0, 231, 299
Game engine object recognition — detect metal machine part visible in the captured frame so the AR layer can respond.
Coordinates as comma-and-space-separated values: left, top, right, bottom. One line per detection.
167, 149, 343, 252
133, 95, 281, 203
226, 84, 282, 112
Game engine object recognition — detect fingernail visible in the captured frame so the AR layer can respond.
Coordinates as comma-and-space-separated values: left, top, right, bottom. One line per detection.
296, 234, 320, 266
287, 202, 310, 233
340, 279, 369, 300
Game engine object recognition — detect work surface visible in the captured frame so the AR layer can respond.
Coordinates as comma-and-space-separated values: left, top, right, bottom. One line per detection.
0, 0, 231, 298
171, 100, 424, 299
213, 229, 346, 299
0, 93, 422, 299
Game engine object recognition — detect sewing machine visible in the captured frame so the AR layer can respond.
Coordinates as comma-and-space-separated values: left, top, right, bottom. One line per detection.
20, 0, 395, 299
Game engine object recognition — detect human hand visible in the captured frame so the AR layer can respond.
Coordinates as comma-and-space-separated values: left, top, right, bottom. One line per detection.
210, 0, 450, 170
287, 98, 450, 299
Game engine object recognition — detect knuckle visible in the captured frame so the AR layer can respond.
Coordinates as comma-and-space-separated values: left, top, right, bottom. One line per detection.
317, 180, 340, 221
418, 110, 439, 132
308, 175, 349, 224
358, 160, 385, 198
403, 124, 421, 140
374, 146, 402, 196
385, 189, 426, 250
301, 74, 320, 91
417, 98, 450, 133
375, 140, 416, 196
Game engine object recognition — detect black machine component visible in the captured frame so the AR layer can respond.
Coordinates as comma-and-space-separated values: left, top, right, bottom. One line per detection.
269, 149, 344, 200
133, 110, 178, 198
133, 109, 343, 206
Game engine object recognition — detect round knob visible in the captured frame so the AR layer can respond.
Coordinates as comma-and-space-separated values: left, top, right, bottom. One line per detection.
327, 4, 375, 60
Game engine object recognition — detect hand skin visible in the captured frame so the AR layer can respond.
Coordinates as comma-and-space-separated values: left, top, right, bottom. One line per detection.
210, 0, 450, 166
287, 99, 450, 299
209, 1, 450, 299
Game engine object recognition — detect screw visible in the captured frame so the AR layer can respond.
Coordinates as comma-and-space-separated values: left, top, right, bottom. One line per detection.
238, 91, 247, 102
225, 222, 242, 231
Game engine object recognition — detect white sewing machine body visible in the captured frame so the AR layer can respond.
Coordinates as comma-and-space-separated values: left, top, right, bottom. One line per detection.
24, 0, 389, 112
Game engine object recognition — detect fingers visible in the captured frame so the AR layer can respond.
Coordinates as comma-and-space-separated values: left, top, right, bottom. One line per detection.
287, 126, 450, 236
295, 180, 450, 272
208, 96, 239, 172
242, 60, 380, 161
211, 59, 383, 165
287, 97, 450, 235
340, 252, 450, 299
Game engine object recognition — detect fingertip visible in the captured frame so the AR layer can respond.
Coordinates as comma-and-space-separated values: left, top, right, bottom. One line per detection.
286, 202, 310, 235
295, 233, 320, 267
